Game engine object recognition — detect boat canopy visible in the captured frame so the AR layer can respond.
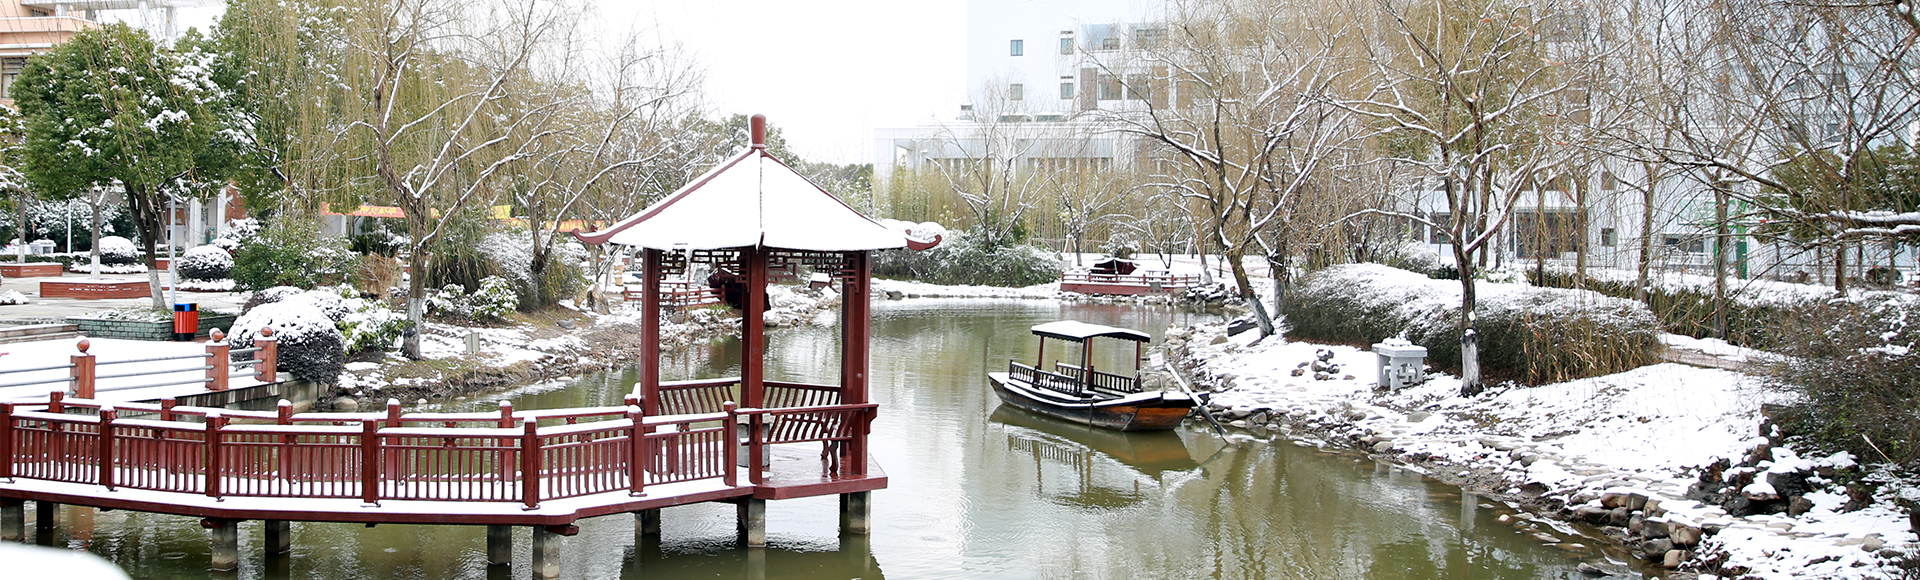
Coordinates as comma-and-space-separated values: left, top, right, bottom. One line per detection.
1030, 321, 1151, 343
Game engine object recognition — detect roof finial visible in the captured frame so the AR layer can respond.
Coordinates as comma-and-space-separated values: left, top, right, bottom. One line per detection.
750, 114, 767, 150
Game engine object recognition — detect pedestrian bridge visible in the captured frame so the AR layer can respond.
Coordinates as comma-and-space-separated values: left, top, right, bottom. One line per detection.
0, 377, 885, 578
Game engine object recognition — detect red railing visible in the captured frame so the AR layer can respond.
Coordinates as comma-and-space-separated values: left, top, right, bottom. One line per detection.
0, 389, 872, 508
623, 280, 723, 310
1059, 271, 1201, 289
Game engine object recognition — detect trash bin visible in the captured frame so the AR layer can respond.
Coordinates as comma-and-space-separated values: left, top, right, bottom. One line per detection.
172, 303, 198, 341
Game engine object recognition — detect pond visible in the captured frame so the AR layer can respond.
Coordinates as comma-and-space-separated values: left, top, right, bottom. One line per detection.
40, 299, 1639, 579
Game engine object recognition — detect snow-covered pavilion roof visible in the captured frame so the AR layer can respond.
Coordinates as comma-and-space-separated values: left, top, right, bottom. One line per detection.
1030, 321, 1152, 343
577, 119, 910, 252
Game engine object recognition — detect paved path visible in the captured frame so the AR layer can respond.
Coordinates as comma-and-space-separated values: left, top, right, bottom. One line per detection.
0, 267, 246, 324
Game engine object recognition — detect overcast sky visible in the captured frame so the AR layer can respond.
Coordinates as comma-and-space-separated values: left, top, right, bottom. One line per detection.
173, 0, 967, 166
608, 0, 968, 165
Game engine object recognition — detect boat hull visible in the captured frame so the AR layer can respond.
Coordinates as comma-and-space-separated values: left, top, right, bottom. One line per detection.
987, 372, 1194, 431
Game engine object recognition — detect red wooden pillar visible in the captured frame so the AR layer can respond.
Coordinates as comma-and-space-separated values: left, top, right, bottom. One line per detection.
206, 330, 229, 392
741, 246, 767, 409
0, 403, 13, 481
98, 406, 116, 490
256, 327, 278, 383
360, 419, 379, 505
640, 248, 662, 417
71, 339, 95, 399
840, 252, 871, 474
521, 419, 541, 509
205, 412, 225, 499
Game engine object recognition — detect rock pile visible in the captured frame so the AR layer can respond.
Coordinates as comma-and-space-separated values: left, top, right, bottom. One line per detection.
1566, 489, 1709, 570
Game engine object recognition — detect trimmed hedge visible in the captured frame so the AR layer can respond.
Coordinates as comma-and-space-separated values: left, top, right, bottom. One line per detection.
1285, 264, 1662, 384
1529, 269, 1815, 348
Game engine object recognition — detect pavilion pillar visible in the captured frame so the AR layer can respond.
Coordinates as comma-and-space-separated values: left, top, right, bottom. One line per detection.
741, 246, 767, 408
839, 491, 870, 535
640, 249, 662, 416
636, 509, 661, 537
35, 500, 55, 530
1, 498, 22, 542
736, 498, 766, 547
840, 252, 871, 474
486, 525, 512, 566
531, 526, 561, 580
264, 519, 291, 555
203, 518, 239, 572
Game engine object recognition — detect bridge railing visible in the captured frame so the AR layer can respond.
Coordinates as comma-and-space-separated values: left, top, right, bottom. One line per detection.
0, 392, 876, 507
1059, 271, 1202, 289
0, 329, 278, 402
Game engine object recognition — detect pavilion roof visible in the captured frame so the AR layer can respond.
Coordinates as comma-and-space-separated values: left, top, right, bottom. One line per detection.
575, 132, 908, 252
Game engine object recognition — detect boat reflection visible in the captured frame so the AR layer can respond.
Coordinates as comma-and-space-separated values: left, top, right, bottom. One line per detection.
991, 405, 1201, 510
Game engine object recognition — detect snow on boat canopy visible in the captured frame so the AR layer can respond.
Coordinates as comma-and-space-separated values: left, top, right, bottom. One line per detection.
574, 115, 938, 252
1030, 320, 1152, 343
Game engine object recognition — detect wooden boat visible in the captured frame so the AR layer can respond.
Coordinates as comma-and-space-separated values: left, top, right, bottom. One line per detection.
986, 321, 1195, 431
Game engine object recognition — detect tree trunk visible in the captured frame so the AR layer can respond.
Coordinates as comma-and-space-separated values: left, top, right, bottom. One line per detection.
14, 190, 26, 264
90, 193, 103, 277
1574, 168, 1588, 287
1635, 165, 1657, 303
126, 184, 167, 310
1456, 247, 1482, 397
1833, 242, 1847, 293
403, 219, 428, 359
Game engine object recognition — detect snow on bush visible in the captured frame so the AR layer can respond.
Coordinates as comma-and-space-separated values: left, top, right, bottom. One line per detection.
1284, 263, 1662, 384
0, 290, 28, 305
230, 295, 345, 384
66, 262, 147, 274
872, 230, 1061, 287
176, 245, 233, 280
97, 236, 139, 265
176, 279, 236, 292
429, 276, 518, 322
211, 218, 260, 252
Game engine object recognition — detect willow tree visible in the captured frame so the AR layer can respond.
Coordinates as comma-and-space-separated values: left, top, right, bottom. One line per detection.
15, 23, 237, 309
1340, 0, 1591, 395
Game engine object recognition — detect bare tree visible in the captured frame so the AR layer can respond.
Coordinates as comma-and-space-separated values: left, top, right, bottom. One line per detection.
925, 82, 1053, 249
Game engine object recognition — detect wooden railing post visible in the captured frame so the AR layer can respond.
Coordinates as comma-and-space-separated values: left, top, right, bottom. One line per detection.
47, 391, 62, 413
254, 327, 277, 383
159, 398, 176, 422
205, 329, 229, 392
723, 402, 738, 487
98, 405, 116, 490
0, 403, 14, 481
496, 401, 514, 428
627, 407, 645, 497
747, 410, 764, 485
70, 339, 95, 399
360, 419, 379, 506
204, 412, 224, 500
520, 419, 540, 509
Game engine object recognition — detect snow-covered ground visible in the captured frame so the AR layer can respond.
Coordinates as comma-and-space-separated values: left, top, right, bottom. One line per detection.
1177, 321, 1917, 579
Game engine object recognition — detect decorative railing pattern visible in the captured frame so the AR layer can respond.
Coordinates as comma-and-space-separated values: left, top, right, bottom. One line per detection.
0, 388, 874, 508
1010, 362, 1086, 398
1059, 272, 1202, 289
623, 280, 722, 309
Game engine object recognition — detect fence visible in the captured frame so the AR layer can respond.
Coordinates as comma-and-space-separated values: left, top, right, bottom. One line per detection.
1059, 272, 1202, 290
0, 392, 877, 508
0, 328, 277, 401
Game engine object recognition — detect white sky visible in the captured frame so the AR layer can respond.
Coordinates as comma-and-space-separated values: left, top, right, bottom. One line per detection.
172, 0, 969, 166
607, 0, 967, 164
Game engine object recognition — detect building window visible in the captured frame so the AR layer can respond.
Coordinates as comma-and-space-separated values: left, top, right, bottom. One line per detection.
1097, 75, 1121, 100
1060, 82, 1074, 99
1600, 228, 1616, 247
1125, 74, 1150, 100
1663, 235, 1705, 254
1009, 83, 1024, 101
1060, 37, 1074, 55
1601, 171, 1618, 190
1010, 39, 1023, 56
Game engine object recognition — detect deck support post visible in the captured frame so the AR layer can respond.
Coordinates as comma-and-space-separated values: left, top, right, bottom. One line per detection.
486, 525, 512, 566
736, 498, 766, 547
35, 500, 55, 531
839, 491, 870, 534
2, 498, 22, 541
531, 526, 561, 580
264, 520, 290, 555
204, 518, 239, 572
636, 509, 660, 536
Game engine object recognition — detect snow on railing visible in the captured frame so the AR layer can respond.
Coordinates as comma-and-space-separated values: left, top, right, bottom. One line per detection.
0, 328, 277, 401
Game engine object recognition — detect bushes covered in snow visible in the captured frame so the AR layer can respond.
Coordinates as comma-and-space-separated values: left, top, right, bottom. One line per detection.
233, 286, 412, 383
176, 245, 233, 280
1532, 268, 1816, 347
872, 230, 1061, 287
97, 236, 139, 265
1285, 263, 1661, 384
1770, 293, 1920, 464
429, 276, 518, 322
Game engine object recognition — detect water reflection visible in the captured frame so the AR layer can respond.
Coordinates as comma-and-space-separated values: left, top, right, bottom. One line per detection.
39, 299, 1635, 579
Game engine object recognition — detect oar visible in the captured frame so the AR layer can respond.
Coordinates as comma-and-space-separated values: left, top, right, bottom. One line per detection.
1162, 356, 1232, 441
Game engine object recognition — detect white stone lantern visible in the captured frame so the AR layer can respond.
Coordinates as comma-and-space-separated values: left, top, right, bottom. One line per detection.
1372, 338, 1428, 390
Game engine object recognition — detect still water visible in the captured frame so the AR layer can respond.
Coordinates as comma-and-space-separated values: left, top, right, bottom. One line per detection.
39, 299, 1635, 579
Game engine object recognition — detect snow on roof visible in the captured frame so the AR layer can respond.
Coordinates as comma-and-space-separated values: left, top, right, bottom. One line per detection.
1030, 320, 1151, 343
580, 147, 908, 252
